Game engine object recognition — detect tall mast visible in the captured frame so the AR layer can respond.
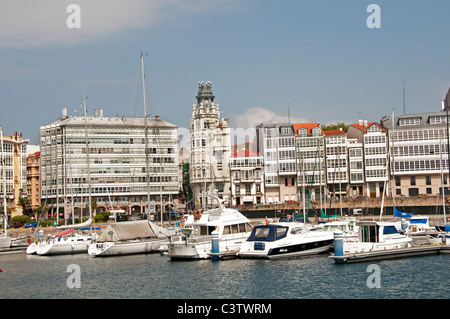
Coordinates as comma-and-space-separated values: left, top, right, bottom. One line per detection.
0, 127, 7, 236
141, 52, 147, 118
83, 97, 92, 227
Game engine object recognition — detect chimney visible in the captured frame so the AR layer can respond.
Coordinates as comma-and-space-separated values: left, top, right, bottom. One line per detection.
62, 107, 67, 117
358, 119, 363, 126
364, 120, 368, 128
99, 108, 103, 117
94, 109, 99, 117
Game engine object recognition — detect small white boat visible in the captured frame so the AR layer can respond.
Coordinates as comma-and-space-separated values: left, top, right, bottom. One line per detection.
168, 196, 253, 260
343, 221, 412, 254
35, 229, 95, 256
88, 220, 173, 257
405, 216, 435, 236
239, 222, 334, 259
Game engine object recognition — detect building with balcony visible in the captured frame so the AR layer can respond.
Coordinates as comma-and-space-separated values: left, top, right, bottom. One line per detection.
230, 149, 264, 206
348, 120, 388, 198
26, 151, 41, 214
0, 129, 29, 217
256, 123, 296, 204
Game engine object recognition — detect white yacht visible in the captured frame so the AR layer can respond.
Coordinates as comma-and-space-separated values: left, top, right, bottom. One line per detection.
88, 220, 173, 257
343, 221, 412, 254
239, 222, 334, 259
35, 228, 95, 256
167, 196, 253, 260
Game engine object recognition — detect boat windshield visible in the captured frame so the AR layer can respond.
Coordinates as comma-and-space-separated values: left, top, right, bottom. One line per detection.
383, 226, 399, 235
323, 225, 345, 232
247, 225, 288, 242
410, 218, 428, 224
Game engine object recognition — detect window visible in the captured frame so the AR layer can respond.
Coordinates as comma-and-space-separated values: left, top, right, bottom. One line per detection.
426, 176, 431, 185
410, 176, 416, 186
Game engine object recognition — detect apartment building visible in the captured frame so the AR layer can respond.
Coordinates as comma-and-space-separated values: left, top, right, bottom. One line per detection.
40, 108, 178, 219
230, 149, 264, 206
347, 120, 388, 198
293, 123, 325, 202
381, 111, 449, 197
256, 123, 297, 204
323, 129, 348, 199
0, 129, 29, 217
188, 81, 231, 209
26, 151, 41, 213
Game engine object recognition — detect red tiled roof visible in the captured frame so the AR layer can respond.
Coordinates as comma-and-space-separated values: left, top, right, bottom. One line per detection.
292, 123, 322, 137
350, 122, 386, 133
322, 130, 346, 136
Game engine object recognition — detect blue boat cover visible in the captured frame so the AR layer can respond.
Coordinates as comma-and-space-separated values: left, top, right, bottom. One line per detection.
247, 225, 289, 242
394, 206, 411, 218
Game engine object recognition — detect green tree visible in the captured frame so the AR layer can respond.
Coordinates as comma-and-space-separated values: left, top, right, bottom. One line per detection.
321, 122, 349, 132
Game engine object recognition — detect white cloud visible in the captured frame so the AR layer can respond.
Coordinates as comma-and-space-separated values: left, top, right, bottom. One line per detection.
233, 107, 309, 129
0, 0, 243, 48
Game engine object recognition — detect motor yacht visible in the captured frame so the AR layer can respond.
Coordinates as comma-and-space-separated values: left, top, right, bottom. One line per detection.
167, 196, 253, 260
239, 222, 334, 259
343, 221, 412, 254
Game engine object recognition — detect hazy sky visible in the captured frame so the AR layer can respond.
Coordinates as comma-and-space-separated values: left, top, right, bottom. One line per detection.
1, 0, 449, 145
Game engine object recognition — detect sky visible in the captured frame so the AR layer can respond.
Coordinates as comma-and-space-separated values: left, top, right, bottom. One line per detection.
1, 0, 449, 146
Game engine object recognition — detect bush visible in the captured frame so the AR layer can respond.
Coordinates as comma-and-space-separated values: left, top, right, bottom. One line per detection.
11, 215, 31, 224
94, 211, 110, 223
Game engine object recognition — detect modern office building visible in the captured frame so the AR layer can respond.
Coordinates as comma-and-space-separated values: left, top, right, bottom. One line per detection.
0, 129, 29, 217
39, 107, 178, 220
188, 81, 231, 209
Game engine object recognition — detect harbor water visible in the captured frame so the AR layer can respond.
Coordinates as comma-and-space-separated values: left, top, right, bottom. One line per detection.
0, 251, 448, 299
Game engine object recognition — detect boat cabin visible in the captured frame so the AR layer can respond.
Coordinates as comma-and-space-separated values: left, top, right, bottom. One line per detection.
247, 224, 305, 242
357, 221, 400, 243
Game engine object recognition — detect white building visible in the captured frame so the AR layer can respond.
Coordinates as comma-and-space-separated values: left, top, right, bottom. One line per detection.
293, 123, 325, 202
230, 149, 264, 206
256, 123, 297, 204
323, 129, 348, 199
188, 81, 231, 209
381, 111, 449, 196
348, 120, 388, 198
39, 108, 178, 219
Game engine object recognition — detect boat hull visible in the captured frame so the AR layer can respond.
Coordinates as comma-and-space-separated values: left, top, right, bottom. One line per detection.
36, 239, 92, 255
344, 237, 412, 254
0, 236, 12, 249
88, 239, 167, 257
168, 235, 248, 260
239, 238, 334, 259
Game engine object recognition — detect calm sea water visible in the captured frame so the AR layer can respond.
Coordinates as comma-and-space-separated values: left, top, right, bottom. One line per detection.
0, 251, 448, 300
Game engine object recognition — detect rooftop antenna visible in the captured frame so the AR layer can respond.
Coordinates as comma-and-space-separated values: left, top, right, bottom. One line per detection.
402, 78, 406, 114
288, 100, 291, 123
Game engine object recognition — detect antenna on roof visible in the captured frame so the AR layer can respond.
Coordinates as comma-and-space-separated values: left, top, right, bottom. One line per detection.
288, 100, 291, 123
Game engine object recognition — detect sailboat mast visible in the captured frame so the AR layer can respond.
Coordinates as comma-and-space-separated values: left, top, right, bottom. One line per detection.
0, 127, 7, 236
141, 52, 147, 118
440, 134, 446, 224
83, 97, 92, 225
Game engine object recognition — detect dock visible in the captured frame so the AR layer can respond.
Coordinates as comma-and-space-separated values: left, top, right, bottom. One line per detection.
330, 244, 450, 263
